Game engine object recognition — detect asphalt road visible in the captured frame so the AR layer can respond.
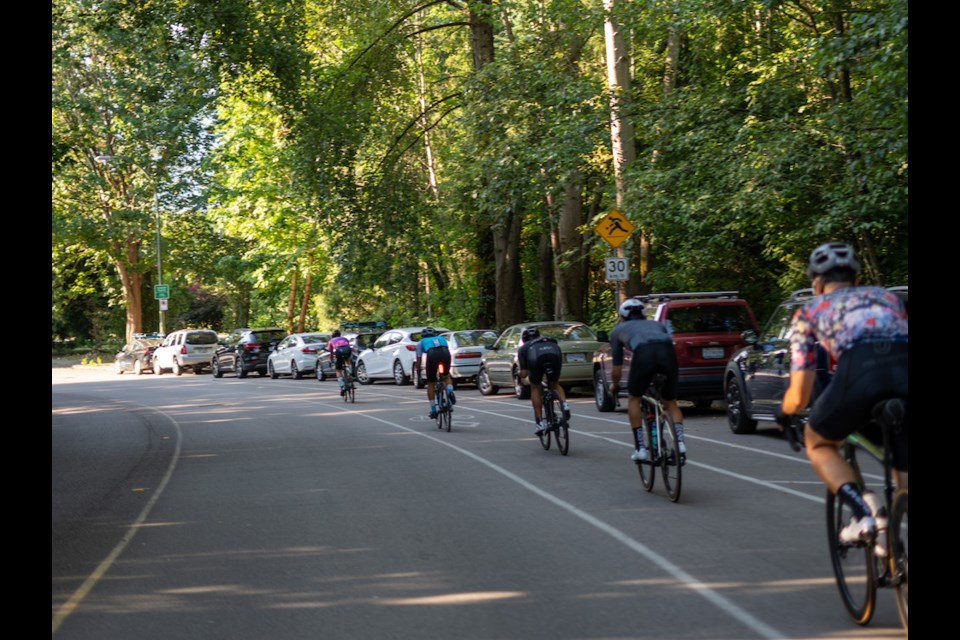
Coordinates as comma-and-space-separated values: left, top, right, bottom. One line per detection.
52, 365, 906, 639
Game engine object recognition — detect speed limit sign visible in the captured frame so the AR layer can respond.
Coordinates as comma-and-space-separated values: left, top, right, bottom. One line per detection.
605, 257, 628, 281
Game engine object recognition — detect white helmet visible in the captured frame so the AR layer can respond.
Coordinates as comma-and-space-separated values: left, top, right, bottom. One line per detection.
807, 242, 861, 279
618, 298, 645, 320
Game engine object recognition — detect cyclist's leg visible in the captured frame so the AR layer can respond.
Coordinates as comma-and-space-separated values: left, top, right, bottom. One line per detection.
425, 350, 439, 416
657, 344, 686, 453
627, 351, 654, 460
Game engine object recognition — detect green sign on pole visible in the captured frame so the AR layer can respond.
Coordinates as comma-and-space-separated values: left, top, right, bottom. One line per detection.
154, 284, 169, 300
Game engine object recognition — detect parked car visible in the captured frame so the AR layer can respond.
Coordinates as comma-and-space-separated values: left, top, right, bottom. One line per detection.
593, 291, 759, 412
414, 329, 499, 388
153, 329, 220, 375
267, 332, 330, 379
113, 335, 163, 375
212, 327, 287, 378
354, 326, 450, 385
723, 285, 908, 435
477, 321, 606, 399
316, 323, 386, 381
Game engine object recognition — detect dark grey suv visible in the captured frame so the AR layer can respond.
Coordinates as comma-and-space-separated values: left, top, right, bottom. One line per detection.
212, 327, 287, 378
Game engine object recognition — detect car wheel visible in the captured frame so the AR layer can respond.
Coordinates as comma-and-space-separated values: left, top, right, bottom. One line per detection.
477, 366, 499, 396
269, 361, 279, 379
316, 360, 327, 381
514, 368, 530, 400
415, 366, 426, 389
212, 358, 223, 378
355, 361, 372, 385
725, 375, 757, 435
156, 362, 164, 375
238, 363, 248, 378
115, 361, 124, 375
393, 360, 409, 385
134, 359, 144, 376
291, 360, 302, 380
594, 368, 615, 412
172, 359, 182, 376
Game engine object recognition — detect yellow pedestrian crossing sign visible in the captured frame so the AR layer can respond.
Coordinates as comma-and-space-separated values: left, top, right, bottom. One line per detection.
596, 209, 635, 249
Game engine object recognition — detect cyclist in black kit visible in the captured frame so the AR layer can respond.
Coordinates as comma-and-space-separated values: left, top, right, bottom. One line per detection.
608, 298, 686, 461
518, 327, 571, 436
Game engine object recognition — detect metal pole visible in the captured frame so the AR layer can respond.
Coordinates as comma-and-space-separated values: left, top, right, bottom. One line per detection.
154, 185, 164, 335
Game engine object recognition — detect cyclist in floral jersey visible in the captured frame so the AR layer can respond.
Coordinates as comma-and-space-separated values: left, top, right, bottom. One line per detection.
327, 330, 353, 396
778, 242, 908, 546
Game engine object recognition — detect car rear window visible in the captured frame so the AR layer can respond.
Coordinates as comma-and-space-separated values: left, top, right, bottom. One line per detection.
186, 331, 218, 345
454, 331, 498, 347
666, 305, 754, 334
539, 324, 597, 342
252, 330, 286, 343
301, 334, 328, 345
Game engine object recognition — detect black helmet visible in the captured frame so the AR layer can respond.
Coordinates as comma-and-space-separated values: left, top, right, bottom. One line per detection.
332, 329, 341, 338
521, 327, 540, 342
807, 242, 861, 279
421, 327, 437, 338
618, 298, 645, 320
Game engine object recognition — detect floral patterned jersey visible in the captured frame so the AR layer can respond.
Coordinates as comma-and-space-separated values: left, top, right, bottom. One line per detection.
788, 286, 908, 372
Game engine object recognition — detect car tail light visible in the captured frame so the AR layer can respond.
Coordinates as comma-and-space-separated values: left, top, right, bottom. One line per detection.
244, 343, 261, 350
180, 345, 187, 355
457, 352, 481, 359
405, 345, 417, 351
302, 346, 316, 354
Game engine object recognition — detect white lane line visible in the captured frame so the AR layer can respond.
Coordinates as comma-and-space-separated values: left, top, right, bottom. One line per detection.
52, 404, 183, 635
314, 397, 785, 640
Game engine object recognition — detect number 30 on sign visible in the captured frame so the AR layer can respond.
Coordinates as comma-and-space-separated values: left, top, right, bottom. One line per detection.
605, 257, 628, 281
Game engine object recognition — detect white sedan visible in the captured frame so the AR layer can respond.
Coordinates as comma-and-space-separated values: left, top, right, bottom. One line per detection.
267, 332, 329, 379
355, 327, 449, 385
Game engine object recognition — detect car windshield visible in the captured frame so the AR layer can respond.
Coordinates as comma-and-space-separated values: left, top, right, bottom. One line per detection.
667, 305, 754, 334
453, 331, 498, 347
186, 331, 218, 345
535, 324, 597, 342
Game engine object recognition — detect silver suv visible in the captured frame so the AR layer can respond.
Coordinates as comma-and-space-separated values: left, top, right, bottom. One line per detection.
153, 329, 219, 375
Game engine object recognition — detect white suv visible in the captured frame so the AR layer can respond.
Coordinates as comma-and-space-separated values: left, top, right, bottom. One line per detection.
154, 329, 219, 375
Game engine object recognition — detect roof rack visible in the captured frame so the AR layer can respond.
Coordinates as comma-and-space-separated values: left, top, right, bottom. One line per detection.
636, 291, 740, 303
340, 320, 387, 331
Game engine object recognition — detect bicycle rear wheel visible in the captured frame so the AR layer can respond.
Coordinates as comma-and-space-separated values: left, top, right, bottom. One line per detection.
347, 380, 355, 403
550, 396, 569, 455
636, 426, 654, 492
889, 488, 908, 633
826, 471, 877, 625
538, 400, 552, 450
441, 390, 452, 432
659, 413, 682, 502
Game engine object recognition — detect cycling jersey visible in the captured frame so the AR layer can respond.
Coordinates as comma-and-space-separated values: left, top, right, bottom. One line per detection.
328, 336, 352, 371
417, 335, 451, 382
609, 319, 678, 399
518, 337, 562, 385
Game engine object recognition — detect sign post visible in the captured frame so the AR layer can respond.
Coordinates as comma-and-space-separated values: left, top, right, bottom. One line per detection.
596, 209, 635, 304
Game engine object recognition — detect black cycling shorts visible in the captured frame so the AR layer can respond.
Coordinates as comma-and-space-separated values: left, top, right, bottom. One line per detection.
526, 341, 562, 386
809, 341, 908, 471
333, 345, 353, 371
424, 346, 452, 382
627, 341, 679, 400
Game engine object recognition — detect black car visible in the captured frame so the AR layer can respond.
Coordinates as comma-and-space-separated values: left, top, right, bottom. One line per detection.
723, 285, 908, 435
212, 327, 287, 378
113, 335, 163, 375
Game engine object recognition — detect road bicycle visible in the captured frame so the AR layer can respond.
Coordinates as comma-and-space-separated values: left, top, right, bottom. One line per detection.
341, 356, 357, 403
784, 398, 908, 632
537, 367, 569, 456
634, 374, 682, 502
434, 362, 453, 432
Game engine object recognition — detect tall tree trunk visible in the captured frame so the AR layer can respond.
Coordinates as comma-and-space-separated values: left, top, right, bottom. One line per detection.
113, 241, 144, 343
286, 266, 298, 334
537, 214, 553, 321
298, 250, 314, 333
551, 181, 586, 320
467, 0, 497, 328
603, 0, 638, 301
493, 208, 525, 328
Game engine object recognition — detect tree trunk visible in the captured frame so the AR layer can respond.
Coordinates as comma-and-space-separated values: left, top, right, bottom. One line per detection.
298, 251, 314, 333
552, 181, 586, 320
286, 267, 298, 335
493, 209, 525, 328
113, 240, 144, 343
537, 204, 554, 321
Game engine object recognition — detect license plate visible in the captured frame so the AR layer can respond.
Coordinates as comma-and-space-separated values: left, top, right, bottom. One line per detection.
565, 352, 586, 363
702, 347, 724, 359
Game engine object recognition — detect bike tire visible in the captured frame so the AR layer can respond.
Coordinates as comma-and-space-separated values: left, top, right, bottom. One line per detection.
826, 448, 876, 626
538, 398, 552, 450
550, 396, 569, 456
889, 488, 908, 633
659, 413, 682, 502
636, 426, 654, 492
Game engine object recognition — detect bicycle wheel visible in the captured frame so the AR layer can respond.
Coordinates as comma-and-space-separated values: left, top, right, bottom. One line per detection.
441, 390, 452, 432
825, 455, 876, 625
659, 413, 682, 502
636, 425, 654, 492
538, 399, 552, 450
435, 386, 444, 430
347, 380, 355, 403
550, 396, 569, 456
889, 488, 908, 633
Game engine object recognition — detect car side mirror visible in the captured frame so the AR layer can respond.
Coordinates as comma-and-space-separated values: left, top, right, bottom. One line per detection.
741, 329, 758, 346
595, 330, 609, 342
484, 342, 497, 350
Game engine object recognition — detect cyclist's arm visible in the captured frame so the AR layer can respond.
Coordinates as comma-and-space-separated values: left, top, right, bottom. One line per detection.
781, 369, 815, 417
